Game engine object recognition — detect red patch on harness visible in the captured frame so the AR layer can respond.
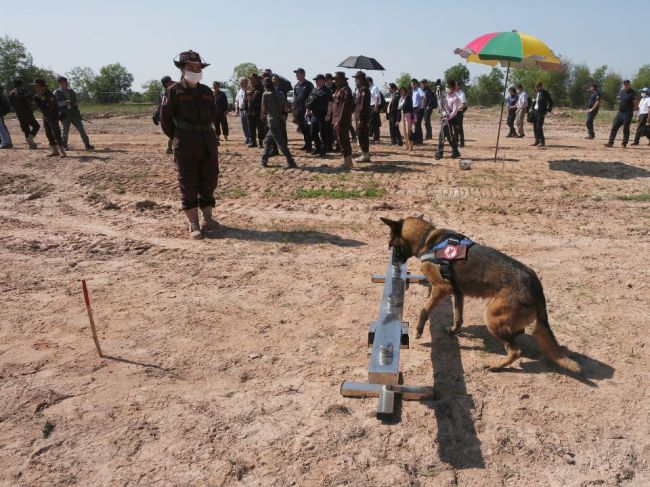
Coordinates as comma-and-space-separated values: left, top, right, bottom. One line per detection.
434, 244, 469, 260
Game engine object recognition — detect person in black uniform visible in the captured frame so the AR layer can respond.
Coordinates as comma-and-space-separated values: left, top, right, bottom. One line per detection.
212, 81, 229, 141
153, 76, 175, 153
386, 83, 402, 146
260, 77, 296, 168
33, 79, 66, 158
531, 82, 553, 147
605, 80, 636, 148
353, 71, 371, 162
292, 68, 314, 151
247, 74, 266, 148
161, 50, 219, 240
421, 79, 437, 140
585, 83, 601, 139
8, 79, 40, 149
305, 74, 331, 157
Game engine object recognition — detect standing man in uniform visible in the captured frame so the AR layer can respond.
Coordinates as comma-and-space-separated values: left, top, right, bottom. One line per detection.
332, 72, 354, 170
605, 80, 636, 148
305, 74, 331, 158
353, 71, 371, 162
212, 81, 229, 142
585, 83, 601, 140
292, 68, 314, 152
386, 83, 403, 146
9, 79, 40, 149
260, 77, 296, 168
368, 76, 382, 143
422, 79, 437, 140
515, 84, 528, 138
153, 75, 175, 154
235, 77, 251, 146
161, 50, 220, 240
531, 82, 553, 147
632, 87, 649, 146
0, 86, 13, 149
33, 79, 66, 158
54, 76, 94, 151
434, 79, 461, 160
411, 79, 425, 144
455, 82, 468, 147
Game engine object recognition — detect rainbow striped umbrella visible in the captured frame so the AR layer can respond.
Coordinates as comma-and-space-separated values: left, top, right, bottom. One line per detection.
454, 31, 565, 162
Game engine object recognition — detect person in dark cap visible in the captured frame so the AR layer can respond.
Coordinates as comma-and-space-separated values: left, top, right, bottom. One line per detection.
605, 80, 636, 148
585, 83, 601, 140
54, 76, 94, 151
292, 68, 314, 151
160, 50, 220, 239
260, 77, 296, 168
9, 79, 40, 149
353, 71, 371, 162
153, 76, 175, 153
324, 73, 336, 152
305, 74, 332, 157
33, 79, 66, 157
332, 71, 354, 169
0, 85, 13, 149
212, 81, 229, 141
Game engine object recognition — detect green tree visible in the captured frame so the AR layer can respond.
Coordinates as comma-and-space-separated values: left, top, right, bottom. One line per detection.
567, 64, 592, 108
141, 79, 162, 104
592, 65, 608, 89
65, 66, 96, 102
511, 61, 571, 107
602, 72, 623, 109
632, 64, 650, 90
395, 73, 412, 89
471, 68, 504, 106
90, 63, 134, 103
443, 63, 471, 89
228, 62, 259, 95
0, 35, 32, 89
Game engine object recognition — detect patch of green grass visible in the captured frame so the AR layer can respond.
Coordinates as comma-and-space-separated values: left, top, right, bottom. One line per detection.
79, 103, 154, 114
614, 193, 650, 202
222, 187, 248, 199
293, 186, 386, 199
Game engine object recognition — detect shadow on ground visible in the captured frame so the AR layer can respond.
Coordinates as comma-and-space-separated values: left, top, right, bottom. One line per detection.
424, 296, 485, 470
549, 159, 650, 179
206, 226, 366, 247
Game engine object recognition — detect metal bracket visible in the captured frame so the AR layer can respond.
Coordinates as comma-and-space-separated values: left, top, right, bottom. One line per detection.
341, 248, 433, 419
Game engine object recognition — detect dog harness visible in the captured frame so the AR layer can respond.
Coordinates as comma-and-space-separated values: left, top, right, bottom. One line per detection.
419, 235, 474, 283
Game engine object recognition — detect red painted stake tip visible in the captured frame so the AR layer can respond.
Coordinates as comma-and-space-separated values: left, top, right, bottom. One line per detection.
81, 279, 91, 307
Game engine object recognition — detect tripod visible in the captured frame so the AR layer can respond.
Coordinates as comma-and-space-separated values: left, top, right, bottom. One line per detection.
435, 83, 458, 159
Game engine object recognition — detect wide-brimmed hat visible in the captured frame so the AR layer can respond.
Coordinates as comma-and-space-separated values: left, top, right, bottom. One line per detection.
173, 50, 210, 69
353, 70, 366, 79
333, 71, 348, 80
32, 79, 48, 87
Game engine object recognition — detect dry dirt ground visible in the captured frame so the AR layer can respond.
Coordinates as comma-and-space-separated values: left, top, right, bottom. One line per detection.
1, 109, 649, 487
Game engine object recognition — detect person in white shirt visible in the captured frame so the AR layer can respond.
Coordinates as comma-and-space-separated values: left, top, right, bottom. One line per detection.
515, 84, 528, 138
632, 87, 650, 145
411, 79, 425, 144
367, 76, 382, 142
435, 79, 462, 160
454, 83, 468, 147
235, 77, 251, 145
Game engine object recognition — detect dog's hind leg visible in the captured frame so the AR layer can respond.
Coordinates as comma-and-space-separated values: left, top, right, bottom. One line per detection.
416, 287, 449, 339
449, 292, 464, 335
484, 295, 533, 370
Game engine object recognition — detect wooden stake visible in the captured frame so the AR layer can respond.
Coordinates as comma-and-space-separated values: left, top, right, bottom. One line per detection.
81, 279, 104, 357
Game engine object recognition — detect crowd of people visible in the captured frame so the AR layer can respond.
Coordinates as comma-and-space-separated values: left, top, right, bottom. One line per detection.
1, 49, 648, 239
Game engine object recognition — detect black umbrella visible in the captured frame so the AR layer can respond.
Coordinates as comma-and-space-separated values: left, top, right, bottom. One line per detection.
337, 55, 385, 71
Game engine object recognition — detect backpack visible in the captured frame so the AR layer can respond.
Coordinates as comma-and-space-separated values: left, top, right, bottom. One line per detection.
378, 91, 387, 113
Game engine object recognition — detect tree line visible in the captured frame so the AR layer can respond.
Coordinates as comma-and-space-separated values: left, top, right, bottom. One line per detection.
394, 61, 650, 109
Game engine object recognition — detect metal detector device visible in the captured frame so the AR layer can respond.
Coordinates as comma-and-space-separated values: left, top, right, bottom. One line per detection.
341, 248, 434, 419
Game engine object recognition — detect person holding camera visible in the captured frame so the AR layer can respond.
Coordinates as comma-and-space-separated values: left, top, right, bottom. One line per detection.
54, 76, 94, 151
455, 82, 468, 147
434, 79, 461, 160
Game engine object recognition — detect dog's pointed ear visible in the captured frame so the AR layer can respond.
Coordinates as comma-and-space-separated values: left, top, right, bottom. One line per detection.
417, 214, 424, 220
380, 217, 403, 234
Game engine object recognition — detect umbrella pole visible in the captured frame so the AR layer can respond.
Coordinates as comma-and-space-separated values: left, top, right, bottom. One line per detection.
495, 61, 511, 164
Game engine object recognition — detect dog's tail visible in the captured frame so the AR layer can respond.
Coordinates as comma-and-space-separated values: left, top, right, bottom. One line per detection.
532, 282, 581, 373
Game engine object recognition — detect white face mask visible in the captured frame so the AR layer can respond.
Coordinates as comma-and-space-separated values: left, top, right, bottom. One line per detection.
184, 70, 203, 84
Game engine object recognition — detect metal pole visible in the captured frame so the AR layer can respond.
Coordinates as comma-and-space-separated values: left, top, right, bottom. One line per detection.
494, 60, 511, 164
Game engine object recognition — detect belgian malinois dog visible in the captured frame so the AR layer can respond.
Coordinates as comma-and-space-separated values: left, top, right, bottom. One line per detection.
381, 216, 580, 372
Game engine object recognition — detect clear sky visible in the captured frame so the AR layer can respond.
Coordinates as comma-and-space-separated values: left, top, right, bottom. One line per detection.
4, 0, 647, 90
